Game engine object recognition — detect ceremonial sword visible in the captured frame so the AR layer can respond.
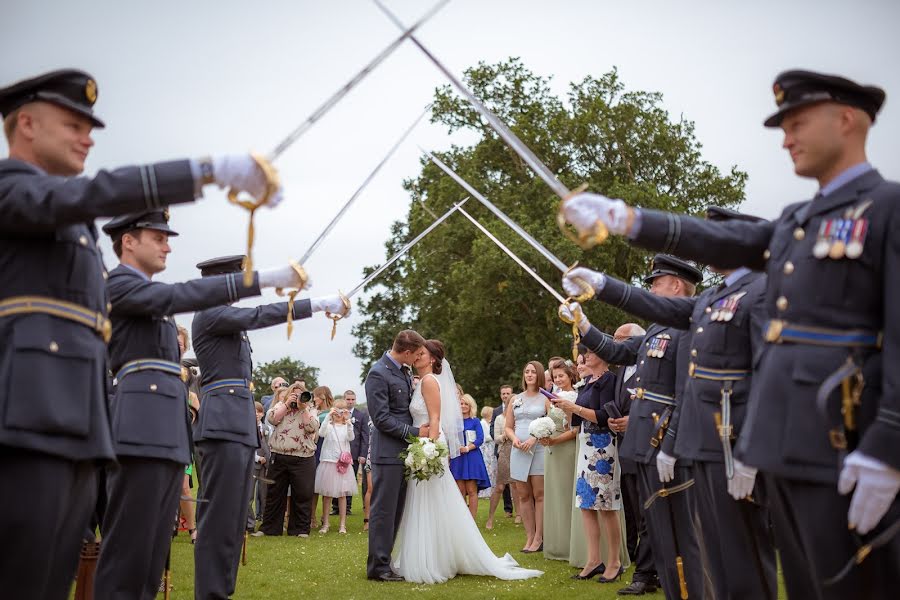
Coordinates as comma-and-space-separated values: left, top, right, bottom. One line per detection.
325, 199, 469, 337
227, 0, 450, 285
374, 0, 607, 248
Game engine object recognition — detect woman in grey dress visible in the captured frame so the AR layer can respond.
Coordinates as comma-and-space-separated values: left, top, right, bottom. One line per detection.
505, 361, 552, 553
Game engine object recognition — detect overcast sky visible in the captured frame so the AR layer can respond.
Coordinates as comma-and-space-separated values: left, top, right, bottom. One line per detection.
4, 0, 899, 404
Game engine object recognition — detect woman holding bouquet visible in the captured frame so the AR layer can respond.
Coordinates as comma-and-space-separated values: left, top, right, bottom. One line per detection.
449, 394, 491, 519
552, 346, 624, 583
505, 361, 552, 554
538, 359, 581, 562
392, 339, 542, 584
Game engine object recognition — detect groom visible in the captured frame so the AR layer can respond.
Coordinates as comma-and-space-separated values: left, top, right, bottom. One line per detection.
365, 330, 430, 581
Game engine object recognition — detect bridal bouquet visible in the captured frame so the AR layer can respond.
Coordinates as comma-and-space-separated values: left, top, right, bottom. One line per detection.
548, 406, 567, 433
528, 416, 556, 440
400, 436, 450, 482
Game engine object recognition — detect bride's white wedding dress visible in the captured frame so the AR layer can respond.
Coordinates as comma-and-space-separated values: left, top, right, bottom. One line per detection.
392, 373, 543, 584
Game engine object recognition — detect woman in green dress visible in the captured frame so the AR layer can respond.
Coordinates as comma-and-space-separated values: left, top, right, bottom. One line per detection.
538, 359, 580, 561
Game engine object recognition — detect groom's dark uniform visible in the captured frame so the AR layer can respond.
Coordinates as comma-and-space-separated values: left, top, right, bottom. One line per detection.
366, 351, 417, 580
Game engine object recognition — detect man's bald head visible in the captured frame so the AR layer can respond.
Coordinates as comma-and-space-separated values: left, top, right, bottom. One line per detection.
614, 323, 646, 342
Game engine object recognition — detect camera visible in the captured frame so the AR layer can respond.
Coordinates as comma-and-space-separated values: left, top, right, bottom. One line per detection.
300, 391, 312, 403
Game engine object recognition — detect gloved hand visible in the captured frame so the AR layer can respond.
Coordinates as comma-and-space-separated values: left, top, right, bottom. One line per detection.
562, 192, 632, 236
838, 451, 900, 534
563, 267, 606, 296
656, 450, 677, 483
211, 154, 284, 208
727, 459, 758, 500
557, 302, 591, 334
311, 294, 351, 317
258, 264, 311, 290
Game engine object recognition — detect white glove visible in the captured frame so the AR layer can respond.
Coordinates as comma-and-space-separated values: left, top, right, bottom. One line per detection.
838, 451, 900, 534
211, 155, 284, 208
656, 450, 677, 483
557, 302, 591, 334
258, 264, 311, 290
563, 267, 606, 296
562, 192, 631, 236
310, 294, 351, 317
727, 459, 758, 500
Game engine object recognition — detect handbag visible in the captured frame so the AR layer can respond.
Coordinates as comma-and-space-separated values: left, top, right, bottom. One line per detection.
332, 423, 353, 474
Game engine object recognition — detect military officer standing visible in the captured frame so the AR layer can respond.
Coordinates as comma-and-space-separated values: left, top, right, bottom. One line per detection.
191, 255, 350, 600
94, 211, 307, 599
0, 69, 282, 599
560, 255, 708, 600
561, 70, 900, 598
564, 207, 777, 600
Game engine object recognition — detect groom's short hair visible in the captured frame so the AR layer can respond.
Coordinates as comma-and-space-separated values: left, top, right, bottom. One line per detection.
393, 329, 426, 354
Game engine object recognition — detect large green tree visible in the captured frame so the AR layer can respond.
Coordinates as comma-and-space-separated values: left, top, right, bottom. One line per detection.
251, 357, 319, 402
352, 60, 747, 405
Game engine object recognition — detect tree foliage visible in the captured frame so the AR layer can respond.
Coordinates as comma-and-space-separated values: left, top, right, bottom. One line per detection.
251, 356, 319, 402
352, 59, 747, 405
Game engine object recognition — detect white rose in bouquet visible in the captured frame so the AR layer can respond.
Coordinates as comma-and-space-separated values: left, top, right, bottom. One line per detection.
422, 442, 438, 459
548, 406, 567, 432
528, 416, 556, 440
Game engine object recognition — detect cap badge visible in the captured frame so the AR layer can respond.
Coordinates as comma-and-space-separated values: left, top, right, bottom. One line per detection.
773, 83, 784, 106
85, 79, 98, 104
163, 208, 170, 221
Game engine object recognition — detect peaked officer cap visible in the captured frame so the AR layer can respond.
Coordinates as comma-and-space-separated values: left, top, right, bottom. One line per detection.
196, 255, 246, 277
0, 69, 105, 128
644, 254, 702, 285
764, 70, 885, 127
102, 209, 179, 240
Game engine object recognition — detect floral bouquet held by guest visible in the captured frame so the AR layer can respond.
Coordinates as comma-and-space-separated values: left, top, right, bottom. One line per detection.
528, 416, 556, 442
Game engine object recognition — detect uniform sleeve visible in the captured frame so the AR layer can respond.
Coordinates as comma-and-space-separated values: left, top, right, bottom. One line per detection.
201, 299, 312, 335
597, 275, 696, 330
359, 412, 370, 459
472, 420, 484, 448
580, 324, 643, 366
108, 271, 262, 317
858, 206, 900, 470
632, 208, 775, 271
0, 160, 196, 233
365, 368, 412, 442
660, 331, 693, 456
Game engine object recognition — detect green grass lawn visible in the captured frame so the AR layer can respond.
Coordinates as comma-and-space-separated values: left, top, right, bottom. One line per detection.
153, 492, 786, 599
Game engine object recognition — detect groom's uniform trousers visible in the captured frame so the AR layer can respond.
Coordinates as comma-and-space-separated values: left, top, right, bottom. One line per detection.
366, 352, 417, 579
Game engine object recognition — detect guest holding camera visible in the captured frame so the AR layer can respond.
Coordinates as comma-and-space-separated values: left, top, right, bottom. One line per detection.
315, 399, 356, 534
257, 384, 318, 537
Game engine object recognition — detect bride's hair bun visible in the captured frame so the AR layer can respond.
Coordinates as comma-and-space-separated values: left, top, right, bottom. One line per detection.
424, 339, 445, 374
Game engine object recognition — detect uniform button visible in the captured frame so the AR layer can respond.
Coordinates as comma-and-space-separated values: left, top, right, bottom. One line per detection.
102, 271, 108, 280
150, 384, 158, 391
793, 228, 805, 241
635, 377, 641, 382
162, 316, 169, 322
78, 235, 88, 246
776, 296, 788, 311
705, 307, 711, 314
696, 327, 704, 333
640, 360, 645, 365
763, 249, 771, 260
229, 389, 235, 394
106, 302, 112, 312
783, 261, 794, 275
691, 349, 698, 357
49, 341, 59, 352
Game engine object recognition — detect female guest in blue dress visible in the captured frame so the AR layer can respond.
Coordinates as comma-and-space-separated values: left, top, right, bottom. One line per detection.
450, 393, 491, 519
553, 345, 624, 583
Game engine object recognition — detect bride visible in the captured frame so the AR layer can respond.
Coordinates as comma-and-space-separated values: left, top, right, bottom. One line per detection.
392, 339, 543, 584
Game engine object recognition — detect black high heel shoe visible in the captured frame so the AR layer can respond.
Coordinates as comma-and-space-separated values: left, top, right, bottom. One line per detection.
571, 563, 605, 580
597, 564, 625, 583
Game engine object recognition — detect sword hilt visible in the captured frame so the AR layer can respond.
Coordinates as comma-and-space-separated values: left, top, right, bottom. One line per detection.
226, 152, 281, 287
557, 183, 610, 249
325, 291, 352, 341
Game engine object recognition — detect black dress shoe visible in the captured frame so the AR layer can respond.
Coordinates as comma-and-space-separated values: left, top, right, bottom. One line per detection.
617, 580, 657, 595
571, 563, 604, 580
369, 572, 405, 582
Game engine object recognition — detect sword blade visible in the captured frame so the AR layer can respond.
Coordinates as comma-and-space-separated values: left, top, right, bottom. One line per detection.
458, 207, 567, 305
297, 106, 431, 265
423, 149, 569, 273
346, 198, 468, 298
374, 0, 570, 199
268, 0, 450, 161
